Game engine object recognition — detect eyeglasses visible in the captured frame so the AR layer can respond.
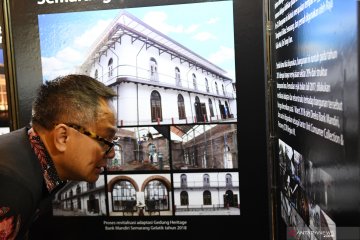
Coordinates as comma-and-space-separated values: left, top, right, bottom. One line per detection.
61, 123, 115, 155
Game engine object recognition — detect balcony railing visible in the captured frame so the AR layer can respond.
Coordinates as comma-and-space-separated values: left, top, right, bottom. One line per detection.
173, 180, 239, 189
95, 64, 236, 99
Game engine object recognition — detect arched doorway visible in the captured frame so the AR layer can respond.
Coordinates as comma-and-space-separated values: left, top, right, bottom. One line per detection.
224, 190, 237, 208
151, 91, 162, 122
194, 96, 207, 122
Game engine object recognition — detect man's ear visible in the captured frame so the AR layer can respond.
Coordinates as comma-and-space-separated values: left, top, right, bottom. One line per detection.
53, 124, 69, 152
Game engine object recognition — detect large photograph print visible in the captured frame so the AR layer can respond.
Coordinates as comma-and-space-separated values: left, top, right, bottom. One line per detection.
3, 0, 274, 238
34, 0, 240, 227
38, 1, 237, 126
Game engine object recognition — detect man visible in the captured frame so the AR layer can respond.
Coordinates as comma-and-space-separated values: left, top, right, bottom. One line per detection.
0, 74, 117, 239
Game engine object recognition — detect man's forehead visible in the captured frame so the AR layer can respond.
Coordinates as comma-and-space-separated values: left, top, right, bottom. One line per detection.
95, 98, 116, 136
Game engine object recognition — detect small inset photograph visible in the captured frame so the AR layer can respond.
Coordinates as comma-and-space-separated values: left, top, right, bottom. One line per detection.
280, 192, 292, 225
171, 124, 237, 170
306, 205, 336, 240
107, 173, 172, 216
309, 202, 321, 231
278, 139, 304, 209
107, 126, 170, 171
52, 175, 106, 216
318, 209, 336, 240
297, 188, 310, 226
173, 171, 240, 215
279, 138, 294, 188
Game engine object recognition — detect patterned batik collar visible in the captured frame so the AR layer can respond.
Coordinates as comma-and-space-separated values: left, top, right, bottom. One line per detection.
27, 127, 66, 193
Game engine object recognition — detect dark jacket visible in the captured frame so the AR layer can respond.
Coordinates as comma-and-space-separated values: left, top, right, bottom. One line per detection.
0, 128, 47, 239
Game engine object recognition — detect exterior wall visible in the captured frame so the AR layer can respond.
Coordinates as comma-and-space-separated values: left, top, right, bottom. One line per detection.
53, 176, 107, 216
91, 35, 140, 85
82, 18, 237, 126
119, 137, 136, 163
114, 82, 236, 125
91, 34, 235, 96
115, 83, 138, 126
173, 172, 240, 208
172, 124, 238, 169
137, 85, 155, 124
171, 142, 183, 166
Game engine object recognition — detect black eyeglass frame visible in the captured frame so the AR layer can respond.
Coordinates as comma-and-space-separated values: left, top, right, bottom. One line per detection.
59, 123, 115, 155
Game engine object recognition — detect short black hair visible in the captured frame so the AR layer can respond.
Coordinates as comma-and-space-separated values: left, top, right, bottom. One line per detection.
31, 74, 117, 130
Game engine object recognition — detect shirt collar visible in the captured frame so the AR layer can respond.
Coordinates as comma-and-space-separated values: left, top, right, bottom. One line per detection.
27, 127, 66, 193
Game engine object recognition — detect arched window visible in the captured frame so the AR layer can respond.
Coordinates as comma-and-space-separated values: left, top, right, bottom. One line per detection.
194, 96, 207, 123
177, 94, 186, 120
150, 91, 162, 122
226, 173, 233, 187
192, 73, 197, 90
108, 58, 113, 77
209, 99, 214, 117
112, 180, 136, 212
76, 185, 81, 195
215, 82, 219, 94
144, 180, 169, 211
175, 67, 181, 86
150, 57, 158, 81
195, 96, 200, 103
224, 145, 233, 168
109, 145, 123, 169
180, 174, 187, 188
205, 78, 209, 92
77, 197, 81, 210
180, 191, 189, 205
219, 100, 224, 119
203, 190, 212, 205
203, 174, 210, 187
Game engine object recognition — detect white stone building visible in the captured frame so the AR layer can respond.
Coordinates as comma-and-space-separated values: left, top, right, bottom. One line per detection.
173, 172, 240, 215
52, 176, 107, 216
107, 173, 172, 216
80, 10, 237, 126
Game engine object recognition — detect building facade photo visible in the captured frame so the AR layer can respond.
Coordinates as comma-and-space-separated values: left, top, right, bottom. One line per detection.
107, 126, 170, 171
52, 176, 107, 216
79, 10, 237, 126
107, 173, 172, 216
173, 172, 240, 215
171, 124, 237, 169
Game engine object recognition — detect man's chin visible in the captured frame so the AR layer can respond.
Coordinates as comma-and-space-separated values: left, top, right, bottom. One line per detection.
87, 173, 101, 183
